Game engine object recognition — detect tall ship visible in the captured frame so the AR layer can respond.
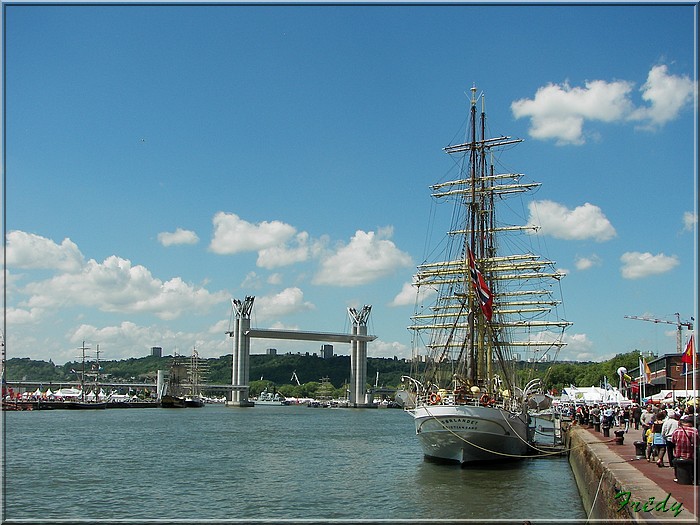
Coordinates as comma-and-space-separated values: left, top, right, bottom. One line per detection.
401, 86, 572, 464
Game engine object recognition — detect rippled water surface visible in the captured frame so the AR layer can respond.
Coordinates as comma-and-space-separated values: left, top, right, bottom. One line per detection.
3, 404, 585, 521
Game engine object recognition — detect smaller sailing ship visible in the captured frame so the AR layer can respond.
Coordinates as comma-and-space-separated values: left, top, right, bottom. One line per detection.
66, 342, 108, 409
160, 353, 187, 408
402, 86, 571, 464
160, 348, 207, 408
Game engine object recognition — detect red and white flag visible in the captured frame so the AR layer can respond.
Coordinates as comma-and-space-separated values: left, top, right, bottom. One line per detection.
467, 246, 493, 321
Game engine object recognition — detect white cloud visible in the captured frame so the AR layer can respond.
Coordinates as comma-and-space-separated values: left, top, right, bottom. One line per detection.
368, 339, 411, 360
528, 200, 616, 241
23, 255, 228, 320
512, 65, 696, 144
257, 231, 314, 269
65, 320, 232, 361
574, 254, 601, 271
254, 287, 315, 319
5, 306, 44, 325
559, 332, 597, 361
267, 273, 283, 285
629, 64, 697, 127
512, 79, 634, 145
620, 251, 679, 279
683, 211, 697, 232
6, 230, 84, 272
158, 228, 199, 247
209, 212, 297, 255
313, 227, 413, 287
390, 280, 437, 307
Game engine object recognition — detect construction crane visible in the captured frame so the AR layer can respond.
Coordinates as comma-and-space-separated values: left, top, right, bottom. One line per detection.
624, 313, 695, 354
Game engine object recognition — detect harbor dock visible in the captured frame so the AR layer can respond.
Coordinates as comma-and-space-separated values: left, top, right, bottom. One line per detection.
568, 423, 698, 522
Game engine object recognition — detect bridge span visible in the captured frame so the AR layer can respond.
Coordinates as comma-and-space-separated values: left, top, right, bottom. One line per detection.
227, 297, 376, 408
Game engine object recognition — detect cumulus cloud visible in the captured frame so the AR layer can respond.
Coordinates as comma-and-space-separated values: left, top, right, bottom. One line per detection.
390, 280, 437, 307
158, 228, 199, 247
257, 231, 317, 269
209, 212, 297, 255
368, 339, 411, 360
254, 287, 315, 319
683, 211, 697, 232
23, 255, 228, 320
65, 320, 232, 361
512, 79, 634, 145
527, 200, 616, 241
512, 65, 695, 144
5, 306, 43, 325
629, 64, 697, 127
620, 251, 679, 279
6, 230, 84, 272
560, 333, 596, 361
574, 255, 601, 271
313, 227, 413, 287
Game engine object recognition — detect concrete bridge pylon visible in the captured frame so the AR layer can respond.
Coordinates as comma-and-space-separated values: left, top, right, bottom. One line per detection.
224, 296, 376, 408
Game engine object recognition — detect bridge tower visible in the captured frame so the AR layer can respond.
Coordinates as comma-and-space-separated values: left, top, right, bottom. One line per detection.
348, 305, 372, 407
226, 296, 255, 407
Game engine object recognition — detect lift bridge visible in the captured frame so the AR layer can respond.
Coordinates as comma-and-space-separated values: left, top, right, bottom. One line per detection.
226, 296, 377, 407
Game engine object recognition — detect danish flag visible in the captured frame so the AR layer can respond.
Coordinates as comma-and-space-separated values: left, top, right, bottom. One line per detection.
467, 246, 493, 321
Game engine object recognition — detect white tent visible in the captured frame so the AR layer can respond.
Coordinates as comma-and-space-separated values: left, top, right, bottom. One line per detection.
54, 387, 81, 398
561, 386, 631, 405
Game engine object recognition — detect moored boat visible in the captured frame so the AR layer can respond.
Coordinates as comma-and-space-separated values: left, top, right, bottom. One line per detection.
402, 86, 571, 465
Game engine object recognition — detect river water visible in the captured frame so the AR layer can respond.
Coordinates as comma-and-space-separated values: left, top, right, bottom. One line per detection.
3, 404, 585, 521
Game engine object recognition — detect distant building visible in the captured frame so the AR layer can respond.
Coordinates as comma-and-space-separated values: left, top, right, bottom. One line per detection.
266, 348, 277, 356
629, 352, 699, 400
151, 346, 162, 358
321, 344, 333, 359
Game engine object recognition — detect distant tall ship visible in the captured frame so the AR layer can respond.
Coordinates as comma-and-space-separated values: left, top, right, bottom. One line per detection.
160, 349, 207, 408
402, 86, 572, 464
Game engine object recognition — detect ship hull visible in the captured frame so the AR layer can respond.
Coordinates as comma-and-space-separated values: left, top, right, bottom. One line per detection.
408, 404, 530, 464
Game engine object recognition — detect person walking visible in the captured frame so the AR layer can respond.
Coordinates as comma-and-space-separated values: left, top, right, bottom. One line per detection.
652, 410, 668, 467
671, 415, 698, 483
662, 411, 679, 468
640, 405, 655, 441
622, 406, 631, 433
632, 403, 642, 430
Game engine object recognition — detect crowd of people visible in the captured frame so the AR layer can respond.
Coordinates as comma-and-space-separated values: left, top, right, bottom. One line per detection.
569, 402, 698, 484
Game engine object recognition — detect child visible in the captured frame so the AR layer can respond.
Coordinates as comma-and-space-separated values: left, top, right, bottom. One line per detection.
645, 425, 655, 462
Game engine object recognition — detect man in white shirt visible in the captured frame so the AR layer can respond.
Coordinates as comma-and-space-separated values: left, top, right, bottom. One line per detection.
661, 411, 679, 468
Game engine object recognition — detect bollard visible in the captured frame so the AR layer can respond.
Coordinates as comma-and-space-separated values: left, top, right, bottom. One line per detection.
674, 458, 695, 485
602, 426, 610, 437
594, 422, 601, 432
614, 430, 625, 445
633, 440, 646, 458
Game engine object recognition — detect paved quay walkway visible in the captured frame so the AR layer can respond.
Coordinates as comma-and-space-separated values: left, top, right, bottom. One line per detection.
577, 422, 698, 521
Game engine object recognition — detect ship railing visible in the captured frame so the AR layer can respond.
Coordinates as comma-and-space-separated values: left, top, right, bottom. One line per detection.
416, 392, 510, 410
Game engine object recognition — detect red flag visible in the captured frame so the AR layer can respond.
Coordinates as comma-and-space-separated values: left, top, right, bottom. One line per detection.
681, 334, 696, 364
467, 246, 493, 321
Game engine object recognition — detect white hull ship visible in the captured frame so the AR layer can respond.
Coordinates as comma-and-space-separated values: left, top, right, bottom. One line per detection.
403, 86, 571, 465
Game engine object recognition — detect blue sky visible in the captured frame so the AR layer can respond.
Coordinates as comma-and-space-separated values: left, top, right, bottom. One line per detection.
2, 2, 697, 366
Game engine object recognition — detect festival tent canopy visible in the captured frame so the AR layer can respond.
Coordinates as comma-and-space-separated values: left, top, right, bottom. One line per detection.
560, 386, 631, 405
54, 387, 81, 398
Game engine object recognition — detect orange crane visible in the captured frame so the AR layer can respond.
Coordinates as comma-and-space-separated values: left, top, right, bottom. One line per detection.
624, 313, 694, 354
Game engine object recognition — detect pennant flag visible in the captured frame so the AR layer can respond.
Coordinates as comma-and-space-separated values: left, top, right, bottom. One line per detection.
467, 246, 493, 321
681, 334, 696, 364
643, 358, 651, 383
